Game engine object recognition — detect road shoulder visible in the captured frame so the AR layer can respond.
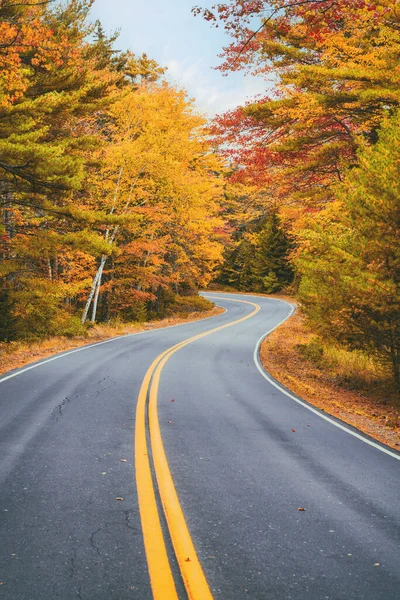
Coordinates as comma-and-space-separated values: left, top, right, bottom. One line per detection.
260, 303, 400, 451
0, 307, 224, 378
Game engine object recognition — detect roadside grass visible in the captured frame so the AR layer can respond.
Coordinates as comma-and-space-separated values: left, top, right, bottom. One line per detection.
260, 307, 400, 450
0, 306, 223, 378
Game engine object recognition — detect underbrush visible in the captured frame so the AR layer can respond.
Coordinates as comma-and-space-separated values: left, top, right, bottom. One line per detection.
296, 337, 390, 393
261, 306, 400, 449
166, 294, 214, 316
0, 299, 222, 377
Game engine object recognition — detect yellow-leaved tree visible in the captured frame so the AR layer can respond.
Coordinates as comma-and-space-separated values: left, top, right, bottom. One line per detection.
81, 83, 225, 323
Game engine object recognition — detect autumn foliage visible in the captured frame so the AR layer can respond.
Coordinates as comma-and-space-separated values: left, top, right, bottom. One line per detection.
0, 1, 226, 341
196, 0, 400, 388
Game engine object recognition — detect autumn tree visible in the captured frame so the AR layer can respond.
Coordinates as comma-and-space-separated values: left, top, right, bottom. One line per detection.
82, 84, 225, 323
197, 0, 400, 206
0, 2, 228, 340
296, 111, 400, 387
0, 1, 136, 338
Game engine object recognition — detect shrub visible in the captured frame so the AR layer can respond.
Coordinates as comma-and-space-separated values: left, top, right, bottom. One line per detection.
166, 294, 214, 316
296, 338, 324, 364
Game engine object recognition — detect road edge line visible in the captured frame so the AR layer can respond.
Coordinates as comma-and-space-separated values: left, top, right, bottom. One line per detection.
0, 308, 227, 385
251, 305, 400, 462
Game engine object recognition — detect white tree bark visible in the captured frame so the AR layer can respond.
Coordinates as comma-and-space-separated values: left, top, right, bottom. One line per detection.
82, 165, 145, 324
90, 256, 107, 323
81, 168, 123, 324
81, 266, 102, 324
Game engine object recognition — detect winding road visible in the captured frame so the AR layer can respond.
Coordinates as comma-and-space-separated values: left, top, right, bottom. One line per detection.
0, 292, 399, 600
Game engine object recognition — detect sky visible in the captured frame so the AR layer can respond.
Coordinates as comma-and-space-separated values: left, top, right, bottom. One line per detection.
89, 0, 268, 117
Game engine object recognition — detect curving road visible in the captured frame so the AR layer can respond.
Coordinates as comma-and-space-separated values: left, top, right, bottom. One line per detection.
0, 292, 399, 600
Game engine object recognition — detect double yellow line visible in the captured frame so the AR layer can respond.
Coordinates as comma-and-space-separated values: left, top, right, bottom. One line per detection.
134, 298, 260, 599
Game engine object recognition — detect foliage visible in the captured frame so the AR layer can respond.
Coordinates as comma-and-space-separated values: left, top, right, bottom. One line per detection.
166, 294, 214, 316
197, 0, 400, 393
0, 1, 226, 341
217, 210, 294, 292
198, 0, 400, 207
296, 110, 400, 387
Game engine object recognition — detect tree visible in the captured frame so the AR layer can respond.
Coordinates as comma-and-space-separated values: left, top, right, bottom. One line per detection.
198, 0, 400, 207
296, 110, 400, 387
252, 212, 294, 292
82, 83, 225, 322
217, 210, 293, 292
0, 2, 227, 339
0, 0, 132, 338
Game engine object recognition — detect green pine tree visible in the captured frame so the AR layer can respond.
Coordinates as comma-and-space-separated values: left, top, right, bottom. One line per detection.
252, 212, 294, 293
297, 110, 400, 388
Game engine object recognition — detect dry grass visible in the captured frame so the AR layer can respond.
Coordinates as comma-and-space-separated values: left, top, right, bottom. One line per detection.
0, 306, 224, 378
260, 305, 400, 450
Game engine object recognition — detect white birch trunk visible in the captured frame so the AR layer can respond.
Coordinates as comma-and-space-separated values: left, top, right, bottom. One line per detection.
81, 266, 102, 324
81, 167, 123, 324
90, 256, 107, 323
82, 166, 143, 324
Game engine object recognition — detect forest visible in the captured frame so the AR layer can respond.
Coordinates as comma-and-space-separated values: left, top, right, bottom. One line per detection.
1, 0, 399, 392
0, 0, 225, 341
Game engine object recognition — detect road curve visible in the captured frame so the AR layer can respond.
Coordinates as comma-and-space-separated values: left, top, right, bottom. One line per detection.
0, 292, 399, 600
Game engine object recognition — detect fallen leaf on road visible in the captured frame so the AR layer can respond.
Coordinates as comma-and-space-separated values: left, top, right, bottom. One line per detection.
291, 429, 296, 432
170, 399, 175, 403
115, 497, 124, 501
298, 507, 306, 511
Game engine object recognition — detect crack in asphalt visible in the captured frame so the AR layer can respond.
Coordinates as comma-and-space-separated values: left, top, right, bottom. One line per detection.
95, 375, 116, 397
88, 513, 138, 560
51, 396, 72, 421
69, 548, 77, 579
51, 376, 115, 421
122, 509, 137, 532
89, 528, 103, 557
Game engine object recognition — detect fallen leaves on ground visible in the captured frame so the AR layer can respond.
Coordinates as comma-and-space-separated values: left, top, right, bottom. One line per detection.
260, 304, 400, 450
0, 307, 224, 378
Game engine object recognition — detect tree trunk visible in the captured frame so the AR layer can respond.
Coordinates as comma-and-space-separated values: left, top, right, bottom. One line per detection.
391, 346, 400, 392
91, 257, 107, 323
81, 266, 102, 324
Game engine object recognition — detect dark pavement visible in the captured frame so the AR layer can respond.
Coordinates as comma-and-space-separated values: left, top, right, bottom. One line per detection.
0, 292, 399, 599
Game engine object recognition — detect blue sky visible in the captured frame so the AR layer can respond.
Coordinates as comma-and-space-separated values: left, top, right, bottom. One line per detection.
89, 0, 268, 116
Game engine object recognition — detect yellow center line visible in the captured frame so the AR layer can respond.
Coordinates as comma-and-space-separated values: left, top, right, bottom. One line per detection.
135, 298, 260, 599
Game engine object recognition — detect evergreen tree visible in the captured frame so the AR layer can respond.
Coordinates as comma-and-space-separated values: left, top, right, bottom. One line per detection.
218, 235, 255, 290
252, 212, 294, 293
217, 211, 294, 293
297, 111, 400, 387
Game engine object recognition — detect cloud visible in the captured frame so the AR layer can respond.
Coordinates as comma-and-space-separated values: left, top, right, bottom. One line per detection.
165, 57, 269, 117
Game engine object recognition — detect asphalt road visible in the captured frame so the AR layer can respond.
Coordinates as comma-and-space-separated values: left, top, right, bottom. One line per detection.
0, 292, 399, 600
